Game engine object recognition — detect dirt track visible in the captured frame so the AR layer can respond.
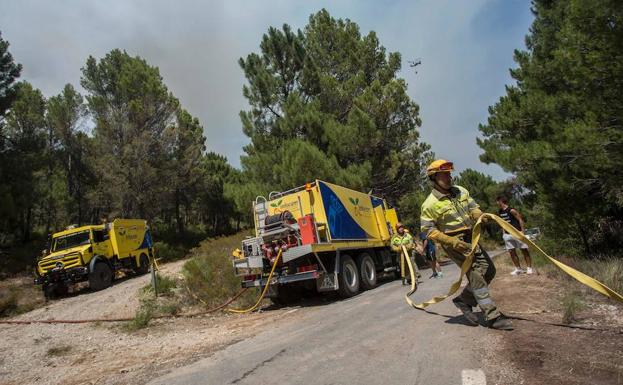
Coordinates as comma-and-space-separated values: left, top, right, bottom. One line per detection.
0, 260, 300, 385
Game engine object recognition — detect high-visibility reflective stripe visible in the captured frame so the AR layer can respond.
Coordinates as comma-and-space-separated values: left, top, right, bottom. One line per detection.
441, 221, 472, 232
472, 287, 489, 296
420, 220, 435, 229
476, 297, 494, 306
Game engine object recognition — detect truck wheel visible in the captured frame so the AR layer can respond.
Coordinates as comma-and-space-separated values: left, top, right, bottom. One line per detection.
89, 262, 113, 291
357, 253, 377, 290
337, 255, 360, 298
133, 254, 150, 275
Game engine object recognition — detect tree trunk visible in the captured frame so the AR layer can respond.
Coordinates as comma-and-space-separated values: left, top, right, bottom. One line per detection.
23, 206, 32, 243
175, 189, 184, 235
575, 218, 591, 257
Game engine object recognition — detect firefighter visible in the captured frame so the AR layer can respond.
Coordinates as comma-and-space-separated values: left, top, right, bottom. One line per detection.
420, 159, 513, 330
391, 222, 422, 285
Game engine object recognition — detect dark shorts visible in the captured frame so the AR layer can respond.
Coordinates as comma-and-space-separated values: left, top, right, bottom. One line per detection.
425, 250, 436, 261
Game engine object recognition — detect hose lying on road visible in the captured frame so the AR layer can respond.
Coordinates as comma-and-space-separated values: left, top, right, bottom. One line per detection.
404, 213, 623, 310
0, 287, 249, 325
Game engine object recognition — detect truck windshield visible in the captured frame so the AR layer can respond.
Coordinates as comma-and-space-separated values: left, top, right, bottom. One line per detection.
52, 231, 91, 252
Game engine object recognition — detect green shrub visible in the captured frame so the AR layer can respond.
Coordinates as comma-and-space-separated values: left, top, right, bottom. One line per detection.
141, 273, 177, 296
157, 300, 181, 315
153, 241, 187, 262
125, 304, 154, 331
182, 231, 257, 308
561, 291, 585, 324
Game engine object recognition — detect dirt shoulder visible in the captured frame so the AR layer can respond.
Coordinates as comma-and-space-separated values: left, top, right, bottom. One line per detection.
0, 259, 302, 385
485, 254, 623, 385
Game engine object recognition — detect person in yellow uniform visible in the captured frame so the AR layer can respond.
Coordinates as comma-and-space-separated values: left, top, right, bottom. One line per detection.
420, 159, 513, 330
391, 223, 422, 285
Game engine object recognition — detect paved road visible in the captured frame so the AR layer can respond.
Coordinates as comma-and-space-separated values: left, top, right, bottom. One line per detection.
149, 261, 501, 385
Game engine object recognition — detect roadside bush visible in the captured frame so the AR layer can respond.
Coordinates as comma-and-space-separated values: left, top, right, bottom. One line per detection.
0, 291, 18, 317
153, 241, 187, 262
125, 302, 154, 331
141, 273, 178, 296
182, 231, 256, 308
561, 291, 585, 324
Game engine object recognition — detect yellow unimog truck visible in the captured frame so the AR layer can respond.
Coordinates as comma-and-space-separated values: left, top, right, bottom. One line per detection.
232, 180, 402, 304
35, 219, 154, 298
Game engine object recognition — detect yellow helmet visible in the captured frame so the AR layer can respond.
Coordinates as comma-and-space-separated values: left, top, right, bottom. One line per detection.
426, 159, 454, 177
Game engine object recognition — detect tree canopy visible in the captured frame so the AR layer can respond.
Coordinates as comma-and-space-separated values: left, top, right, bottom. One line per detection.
478, 0, 623, 254
238, 9, 430, 204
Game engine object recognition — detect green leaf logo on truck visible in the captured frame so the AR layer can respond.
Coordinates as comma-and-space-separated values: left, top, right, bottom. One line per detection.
349, 196, 370, 217
270, 199, 283, 208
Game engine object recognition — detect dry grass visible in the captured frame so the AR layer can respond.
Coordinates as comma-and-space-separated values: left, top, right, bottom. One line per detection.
0, 276, 45, 318
534, 254, 623, 296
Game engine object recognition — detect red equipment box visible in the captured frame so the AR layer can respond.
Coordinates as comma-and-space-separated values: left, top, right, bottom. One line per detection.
298, 215, 318, 245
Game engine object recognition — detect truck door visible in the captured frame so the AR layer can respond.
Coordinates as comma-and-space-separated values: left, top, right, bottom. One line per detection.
92, 229, 112, 257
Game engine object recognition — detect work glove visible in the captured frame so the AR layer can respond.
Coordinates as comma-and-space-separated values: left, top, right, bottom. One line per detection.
451, 238, 472, 254
470, 208, 488, 223
428, 229, 472, 254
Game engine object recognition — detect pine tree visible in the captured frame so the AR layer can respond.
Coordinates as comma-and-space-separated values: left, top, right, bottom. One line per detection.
239, 9, 430, 203
479, 0, 623, 254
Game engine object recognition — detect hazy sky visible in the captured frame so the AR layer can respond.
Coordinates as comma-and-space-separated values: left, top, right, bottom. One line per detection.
1, 0, 533, 179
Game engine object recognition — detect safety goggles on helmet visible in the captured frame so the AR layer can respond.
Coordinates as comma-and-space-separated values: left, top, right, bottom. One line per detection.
438, 161, 453, 171
426, 159, 455, 177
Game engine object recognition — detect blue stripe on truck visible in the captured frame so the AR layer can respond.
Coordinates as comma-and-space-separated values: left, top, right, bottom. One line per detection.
319, 181, 368, 240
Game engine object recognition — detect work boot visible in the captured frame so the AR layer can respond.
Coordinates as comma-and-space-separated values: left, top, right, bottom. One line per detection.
452, 297, 479, 326
488, 315, 513, 330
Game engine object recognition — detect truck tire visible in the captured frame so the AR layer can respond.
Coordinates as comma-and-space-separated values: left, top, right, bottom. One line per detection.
337, 255, 360, 298
133, 254, 150, 275
89, 262, 113, 291
357, 252, 377, 290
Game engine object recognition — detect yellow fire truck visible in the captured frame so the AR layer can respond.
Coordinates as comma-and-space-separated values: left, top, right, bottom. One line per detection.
35, 219, 153, 298
233, 180, 401, 304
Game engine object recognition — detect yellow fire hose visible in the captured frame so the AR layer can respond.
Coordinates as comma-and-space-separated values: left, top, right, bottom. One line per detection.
404, 213, 623, 310
227, 249, 283, 314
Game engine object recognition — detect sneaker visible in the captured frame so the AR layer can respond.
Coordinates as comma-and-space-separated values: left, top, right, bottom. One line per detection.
526, 267, 534, 275
488, 315, 514, 330
452, 298, 479, 326
436, 271, 443, 278
510, 268, 522, 276
429, 272, 438, 279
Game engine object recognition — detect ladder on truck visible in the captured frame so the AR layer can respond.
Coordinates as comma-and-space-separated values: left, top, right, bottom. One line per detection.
254, 197, 268, 235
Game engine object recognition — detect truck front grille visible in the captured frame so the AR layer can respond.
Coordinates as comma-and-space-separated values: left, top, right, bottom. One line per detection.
39, 253, 82, 273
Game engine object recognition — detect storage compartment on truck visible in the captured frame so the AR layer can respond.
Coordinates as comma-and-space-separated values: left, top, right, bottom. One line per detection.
298, 215, 317, 245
